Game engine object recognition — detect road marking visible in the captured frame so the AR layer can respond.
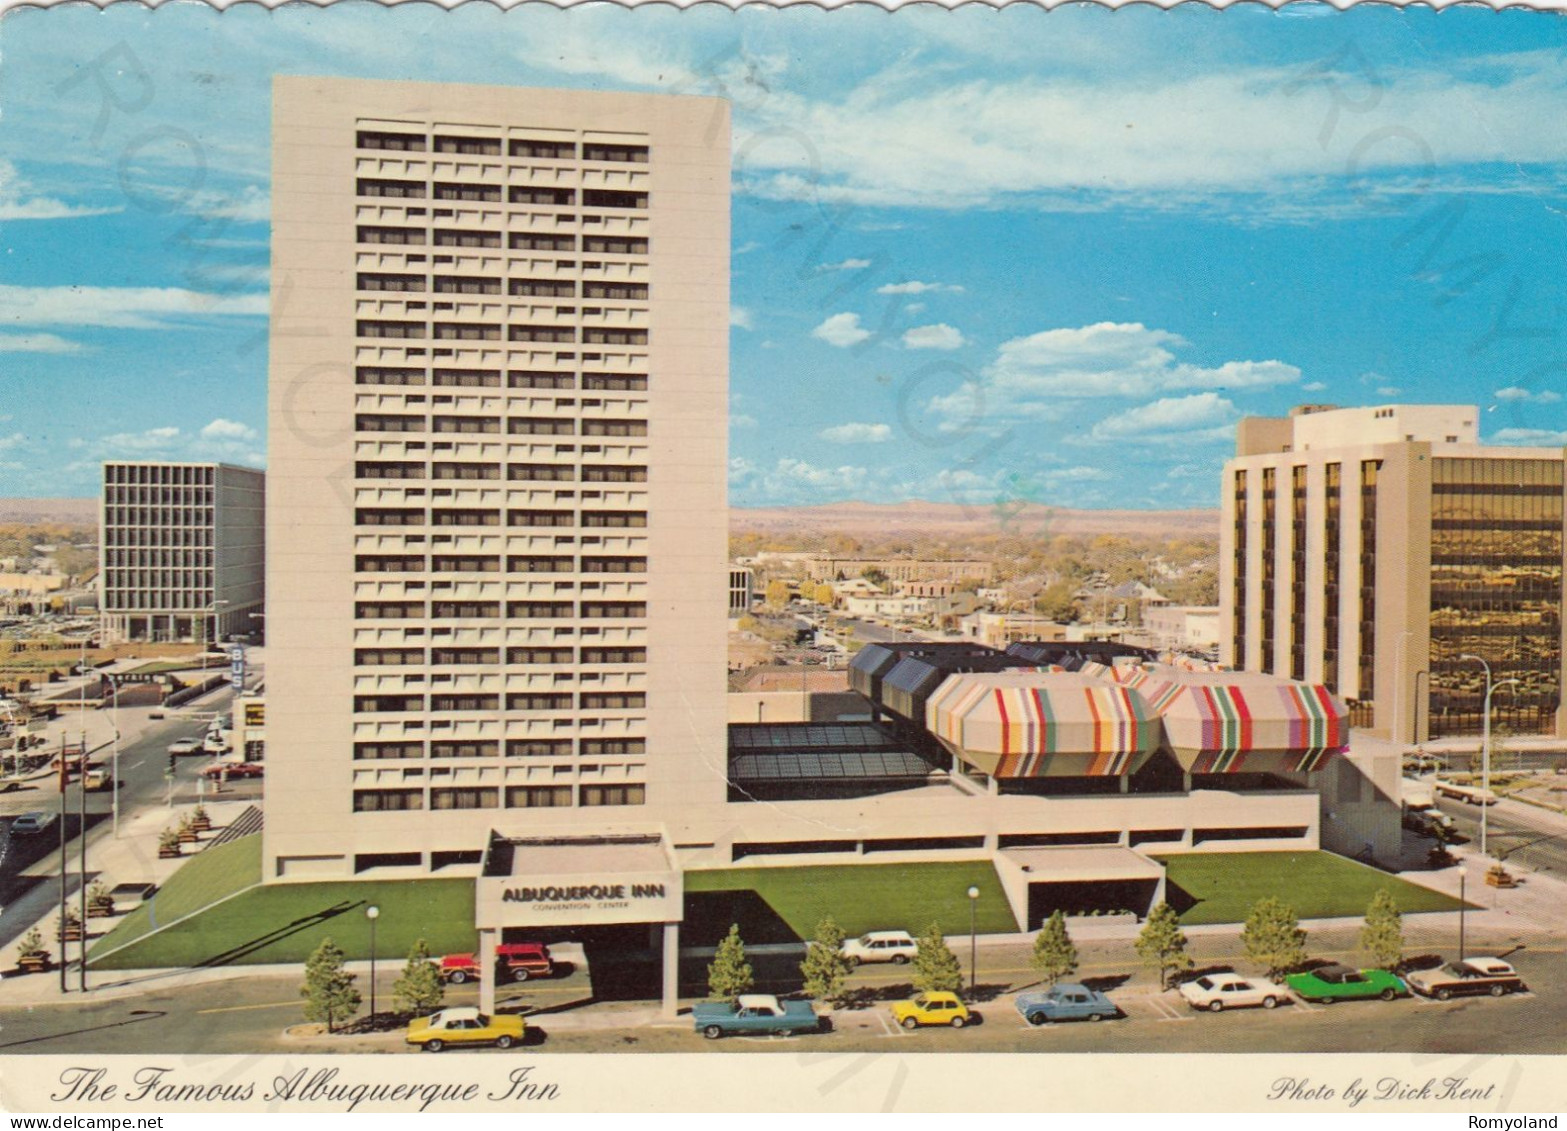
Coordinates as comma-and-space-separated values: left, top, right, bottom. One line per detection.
1142, 997, 1192, 1023
1290, 997, 1323, 1013
874, 1012, 910, 1039
196, 1000, 300, 1014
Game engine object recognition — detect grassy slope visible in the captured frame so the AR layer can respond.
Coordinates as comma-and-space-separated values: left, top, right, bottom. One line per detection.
685, 861, 1018, 941
90, 836, 264, 958
1159, 851, 1466, 925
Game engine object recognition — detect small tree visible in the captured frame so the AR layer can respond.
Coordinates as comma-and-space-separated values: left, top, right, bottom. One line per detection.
392, 938, 444, 1017
912, 922, 964, 994
1135, 902, 1193, 990
1030, 910, 1079, 986
799, 916, 851, 1005
1360, 889, 1404, 971
301, 937, 361, 1033
1241, 897, 1308, 980
18, 926, 45, 956
707, 924, 754, 1001
764, 580, 791, 610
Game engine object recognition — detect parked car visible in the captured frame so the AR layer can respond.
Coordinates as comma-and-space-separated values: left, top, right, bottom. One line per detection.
1434, 780, 1498, 806
1178, 972, 1289, 1012
167, 738, 204, 757
1405, 957, 1527, 1000
692, 994, 821, 1039
10, 811, 54, 836
1285, 963, 1409, 1003
1014, 983, 1118, 1025
840, 930, 918, 966
405, 1007, 525, 1052
199, 761, 264, 780
439, 942, 553, 984
890, 991, 974, 1030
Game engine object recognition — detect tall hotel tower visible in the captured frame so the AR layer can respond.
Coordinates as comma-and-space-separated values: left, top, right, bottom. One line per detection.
265, 77, 730, 881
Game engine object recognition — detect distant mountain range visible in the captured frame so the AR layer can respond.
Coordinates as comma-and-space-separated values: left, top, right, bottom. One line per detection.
731, 501, 1219, 541
0, 498, 97, 525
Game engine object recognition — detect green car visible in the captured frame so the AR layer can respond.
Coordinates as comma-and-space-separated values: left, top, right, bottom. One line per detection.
1285, 963, 1408, 1003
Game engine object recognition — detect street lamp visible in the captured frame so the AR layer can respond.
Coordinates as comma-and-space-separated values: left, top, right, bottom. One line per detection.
1459, 654, 1521, 860
1458, 866, 1467, 962
366, 905, 380, 1024
966, 885, 980, 995
201, 600, 230, 672
106, 674, 121, 838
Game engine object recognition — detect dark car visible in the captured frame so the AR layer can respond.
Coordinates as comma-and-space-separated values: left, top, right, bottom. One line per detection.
1405, 958, 1527, 1000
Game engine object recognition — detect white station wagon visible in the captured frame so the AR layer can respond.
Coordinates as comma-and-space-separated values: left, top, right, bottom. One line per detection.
840, 930, 918, 966
1179, 971, 1290, 1012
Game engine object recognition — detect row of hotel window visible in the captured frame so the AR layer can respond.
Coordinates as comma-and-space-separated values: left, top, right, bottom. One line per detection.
356, 600, 644, 619
356, 471, 646, 494
354, 784, 645, 811
359, 275, 647, 298
358, 180, 648, 209
356, 646, 645, 666
357, 738, 643, 758
357, 368, 646, 389
104, 465, 219, 485
358, 227, 648, 254
356, 415, 647, 435
356, 693, 646, 712
357, 132, 650, 162
357, 321, 648, 345
352, 512, 645, 529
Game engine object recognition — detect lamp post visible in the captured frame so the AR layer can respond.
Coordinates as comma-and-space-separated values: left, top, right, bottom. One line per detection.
201, 600, 230, 672
366, 905, 380, 1023
107, 674, 121, 838
966, 885, 980, 995
1458, 867, 1467, 962
1459, 654, 1520, 860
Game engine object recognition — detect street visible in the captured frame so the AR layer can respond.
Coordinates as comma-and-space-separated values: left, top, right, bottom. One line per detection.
1437, 797, 1567, 879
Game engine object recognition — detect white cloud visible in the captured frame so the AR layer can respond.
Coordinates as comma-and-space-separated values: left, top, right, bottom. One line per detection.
729, 414, 758, 429
730, 306, 754, 331
0, 332, 82, 353
1302, 380, 1328, 392
735, 241, 761, 256
1377, 386, 1403, 397
1489, 428, 1567, 446
876, 280, 965, 295
820, 422, 893, 444
99, 426, 184, 453
1495, 386, 1562, 404
200, 419, 258, 442
818, 258, 872, 272
0, 433, 30, 453
905, 302, 926, 315
0, 285, 267, 330
0, 160, 122, 222
730, 456, 871, 504
929, 323, 1297, 432
1089, 393, 1240, 444
732, 54, 1567, 214
902, 323, 966, 351
812, 312, 873, 348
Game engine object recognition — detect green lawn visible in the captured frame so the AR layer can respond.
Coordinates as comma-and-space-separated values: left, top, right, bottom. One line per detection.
91, 854, 476, 970
1157, 851, 1468, 925
91, 835, 264, 959
684, 861, 1017, 946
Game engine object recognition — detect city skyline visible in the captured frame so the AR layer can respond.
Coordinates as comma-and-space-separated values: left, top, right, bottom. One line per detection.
2, 6, 1566, 509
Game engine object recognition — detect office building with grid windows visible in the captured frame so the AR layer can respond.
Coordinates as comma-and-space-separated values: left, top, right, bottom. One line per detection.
99, 461, 265, 644
265, 77, 730, 888
1220, 404, 1567, 745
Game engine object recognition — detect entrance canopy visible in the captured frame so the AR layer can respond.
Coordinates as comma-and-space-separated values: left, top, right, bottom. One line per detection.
476, 832, 682, 929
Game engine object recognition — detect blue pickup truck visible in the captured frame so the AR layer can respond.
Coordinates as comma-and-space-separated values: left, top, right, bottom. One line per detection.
692, 995, 821, 1039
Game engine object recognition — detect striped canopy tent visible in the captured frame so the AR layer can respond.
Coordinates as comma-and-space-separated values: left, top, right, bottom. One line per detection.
923, 672, 1162, 779
1142, 669, 1349, 774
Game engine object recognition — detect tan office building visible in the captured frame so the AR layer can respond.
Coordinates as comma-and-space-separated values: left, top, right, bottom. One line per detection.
265, 77, 730, 887
99, 461, 265, 644
1220, 404, 1566, 744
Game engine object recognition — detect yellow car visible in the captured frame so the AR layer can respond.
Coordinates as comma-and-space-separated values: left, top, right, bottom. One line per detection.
889, 991, 974, 1030
405, 1007, 526, 1052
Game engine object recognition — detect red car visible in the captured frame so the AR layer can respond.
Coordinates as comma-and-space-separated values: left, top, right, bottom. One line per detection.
440, 942, 553, 984
199, 761, 264, 780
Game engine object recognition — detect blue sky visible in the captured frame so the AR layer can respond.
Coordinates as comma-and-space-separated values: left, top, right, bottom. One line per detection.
2, 5, 1566, 509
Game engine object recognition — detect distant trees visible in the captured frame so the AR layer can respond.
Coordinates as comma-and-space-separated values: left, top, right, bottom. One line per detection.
763, 580, 791, 610
1033, 581, 1082, 622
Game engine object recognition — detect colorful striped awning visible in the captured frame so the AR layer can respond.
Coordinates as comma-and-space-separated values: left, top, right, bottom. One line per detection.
1117, 667, 1348, 773
923, 672, 1162, 778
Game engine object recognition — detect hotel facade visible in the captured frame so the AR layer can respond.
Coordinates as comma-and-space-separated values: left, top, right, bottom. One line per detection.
264, 77, 1385, 1016
99, 461, 265, 644
1220, 404, 1567, 745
